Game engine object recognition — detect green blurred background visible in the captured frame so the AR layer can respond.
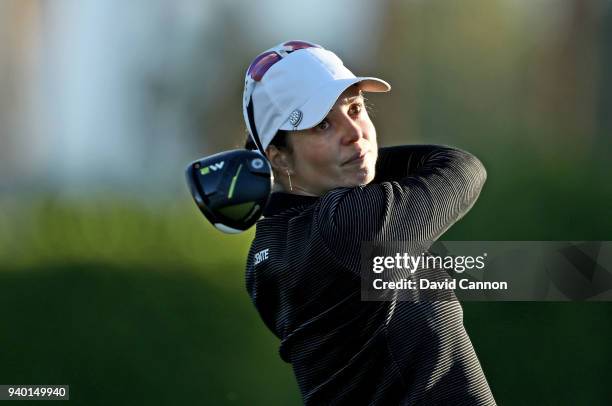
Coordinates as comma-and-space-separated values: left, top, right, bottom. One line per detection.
1, 0, 611, 404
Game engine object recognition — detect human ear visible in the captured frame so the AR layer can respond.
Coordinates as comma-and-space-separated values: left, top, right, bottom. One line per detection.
266, 145, 292, 173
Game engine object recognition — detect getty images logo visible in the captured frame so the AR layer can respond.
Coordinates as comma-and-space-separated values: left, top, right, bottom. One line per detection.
200, 161, 225, 175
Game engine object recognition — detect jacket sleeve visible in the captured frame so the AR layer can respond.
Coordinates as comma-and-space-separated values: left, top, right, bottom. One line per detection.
314, 144, 487, 272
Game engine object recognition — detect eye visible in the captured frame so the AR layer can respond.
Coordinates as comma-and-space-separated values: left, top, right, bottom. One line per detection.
316, 119, 331, 131
349, 103, 363, 116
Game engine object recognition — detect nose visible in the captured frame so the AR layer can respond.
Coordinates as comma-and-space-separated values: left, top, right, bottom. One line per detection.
338, 112, 363, 145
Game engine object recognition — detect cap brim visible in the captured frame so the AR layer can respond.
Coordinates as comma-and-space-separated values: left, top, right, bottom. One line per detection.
278, 77, 391, 131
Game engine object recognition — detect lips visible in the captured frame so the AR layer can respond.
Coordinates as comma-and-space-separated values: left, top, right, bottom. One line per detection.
343, 150, 368, 166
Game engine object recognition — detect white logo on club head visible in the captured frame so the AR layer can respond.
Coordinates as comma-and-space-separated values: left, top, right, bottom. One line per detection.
251, 158, 264, 169
210, 161, 224, 171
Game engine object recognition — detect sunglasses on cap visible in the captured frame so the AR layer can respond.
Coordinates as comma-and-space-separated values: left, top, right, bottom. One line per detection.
243, 40, 321, 155
247, 40, 321, 81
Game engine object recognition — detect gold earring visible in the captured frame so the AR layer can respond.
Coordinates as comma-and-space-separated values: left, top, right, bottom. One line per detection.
286, 169, 293, 192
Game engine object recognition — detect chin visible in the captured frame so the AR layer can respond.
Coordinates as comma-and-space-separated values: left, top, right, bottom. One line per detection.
351, 167, 375, 186
364, 170, 376, 185
362, 160, 377, 184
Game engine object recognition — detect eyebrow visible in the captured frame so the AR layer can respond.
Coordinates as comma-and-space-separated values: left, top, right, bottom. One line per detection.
338, 94, 363, 105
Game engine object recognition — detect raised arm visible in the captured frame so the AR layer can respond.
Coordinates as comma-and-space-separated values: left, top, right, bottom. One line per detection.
315, 144, 487, 271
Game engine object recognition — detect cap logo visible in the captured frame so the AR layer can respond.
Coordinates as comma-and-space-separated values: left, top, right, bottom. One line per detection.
288, 109, 303, 129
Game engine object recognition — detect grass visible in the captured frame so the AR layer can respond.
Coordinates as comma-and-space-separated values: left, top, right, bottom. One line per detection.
0, 168, 610, 405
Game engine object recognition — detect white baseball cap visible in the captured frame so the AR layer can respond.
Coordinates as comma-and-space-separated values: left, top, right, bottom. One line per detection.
242, 40, 391, 155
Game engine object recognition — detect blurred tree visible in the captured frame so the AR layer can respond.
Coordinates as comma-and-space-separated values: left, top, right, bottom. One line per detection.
598, 3, 612, 144
523, 0, 606, 156
0, 0, 43, 184
373, 0, 522, 149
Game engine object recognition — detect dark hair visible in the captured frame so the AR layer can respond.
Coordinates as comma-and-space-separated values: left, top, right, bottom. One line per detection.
244, 130, 291, 152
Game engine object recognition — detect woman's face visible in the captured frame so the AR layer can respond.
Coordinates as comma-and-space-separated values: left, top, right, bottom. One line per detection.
282, 86, 378, 196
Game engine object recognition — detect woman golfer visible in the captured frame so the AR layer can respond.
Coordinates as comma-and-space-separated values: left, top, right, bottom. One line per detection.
243, 40, 496, 405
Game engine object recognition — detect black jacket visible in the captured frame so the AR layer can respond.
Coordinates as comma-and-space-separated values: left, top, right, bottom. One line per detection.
245, 145, 496, 405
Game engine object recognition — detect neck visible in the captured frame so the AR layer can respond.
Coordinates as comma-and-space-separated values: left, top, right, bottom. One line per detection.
291, 184, 320, 196
272, 182, 319, 197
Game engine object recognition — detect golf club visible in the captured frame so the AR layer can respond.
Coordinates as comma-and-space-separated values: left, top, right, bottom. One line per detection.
185, 149, 272, 233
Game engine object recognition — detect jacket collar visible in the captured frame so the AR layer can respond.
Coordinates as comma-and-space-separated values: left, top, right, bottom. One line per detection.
263, 192, 319, 216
